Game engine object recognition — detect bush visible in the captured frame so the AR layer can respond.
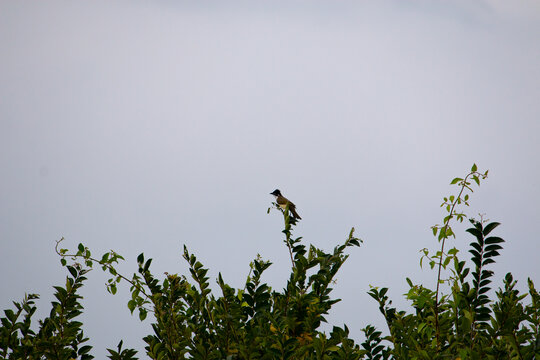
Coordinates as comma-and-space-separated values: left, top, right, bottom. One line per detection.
1, 165, 539, 359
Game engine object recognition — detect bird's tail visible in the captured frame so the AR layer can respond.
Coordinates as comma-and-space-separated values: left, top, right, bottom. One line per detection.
290, 206, 301, 220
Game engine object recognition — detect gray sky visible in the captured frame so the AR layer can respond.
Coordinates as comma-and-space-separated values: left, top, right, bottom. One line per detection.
1, 1, 539, 358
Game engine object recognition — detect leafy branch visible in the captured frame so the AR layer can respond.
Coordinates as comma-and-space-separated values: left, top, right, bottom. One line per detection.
55, 238, 152, 319
425, 164, 488, 347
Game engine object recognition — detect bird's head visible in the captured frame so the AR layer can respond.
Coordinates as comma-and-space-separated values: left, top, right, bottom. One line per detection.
270, 189, 282, 196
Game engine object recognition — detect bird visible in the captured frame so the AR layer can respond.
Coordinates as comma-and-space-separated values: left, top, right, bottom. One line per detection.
270, 189, 301, 220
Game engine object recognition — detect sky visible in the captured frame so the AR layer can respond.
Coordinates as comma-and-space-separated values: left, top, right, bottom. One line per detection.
1, 0, 540, 358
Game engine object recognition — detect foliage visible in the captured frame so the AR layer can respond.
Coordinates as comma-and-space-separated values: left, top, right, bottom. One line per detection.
0, 265, 93, 359
366, 165, 540, 359
1, 164, 539, 359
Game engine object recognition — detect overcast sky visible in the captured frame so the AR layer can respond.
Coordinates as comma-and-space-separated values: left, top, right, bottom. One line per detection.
1, 1, 540, 358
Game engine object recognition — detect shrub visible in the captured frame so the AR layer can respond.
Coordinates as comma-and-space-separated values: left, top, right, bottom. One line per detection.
1, 165, 538, 359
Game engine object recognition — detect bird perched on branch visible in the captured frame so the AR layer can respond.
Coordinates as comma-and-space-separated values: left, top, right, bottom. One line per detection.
270, 189, 301, 220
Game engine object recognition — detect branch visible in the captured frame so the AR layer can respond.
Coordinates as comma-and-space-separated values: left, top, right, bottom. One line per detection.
55, 238, 151, 301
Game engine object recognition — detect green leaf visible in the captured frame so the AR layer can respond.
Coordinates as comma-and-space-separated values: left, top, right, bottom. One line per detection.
485, 244, 503, 252
482, 222, 500, 236
471, 163, 477, 172
127, 300, 136, 313
67, 265, 78, 278
4, 309, 16, 322
139, 308, 147, 321
466, 227, 483, 239
144, 259, 152, 272
485, 236, 505, 244
443, 256, 452, 267
78, 345, 92, 355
